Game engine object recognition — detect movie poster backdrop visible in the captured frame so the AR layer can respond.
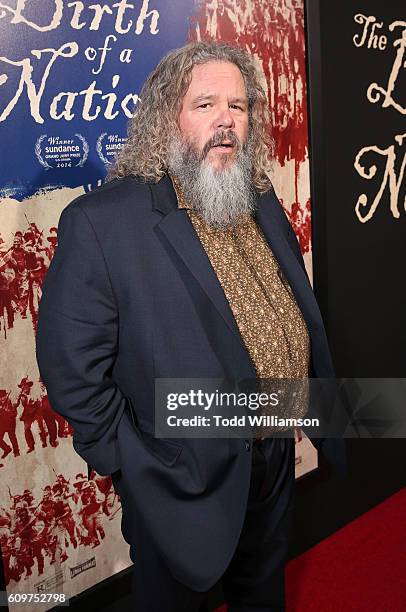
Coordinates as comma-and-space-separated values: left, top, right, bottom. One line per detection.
0, 1, 315, 607
316, 1, 406, 378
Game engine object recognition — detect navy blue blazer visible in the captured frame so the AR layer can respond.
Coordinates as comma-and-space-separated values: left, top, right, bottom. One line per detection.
36, 174, 344, 591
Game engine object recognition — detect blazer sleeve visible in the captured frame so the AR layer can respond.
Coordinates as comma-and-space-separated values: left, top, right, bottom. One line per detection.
36, 201, 125, 476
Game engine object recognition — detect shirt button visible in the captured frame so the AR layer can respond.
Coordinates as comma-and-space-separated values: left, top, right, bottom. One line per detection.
244, 440, 251, 451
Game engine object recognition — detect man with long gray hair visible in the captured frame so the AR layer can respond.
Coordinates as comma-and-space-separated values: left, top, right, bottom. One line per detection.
37, 40, 343, 611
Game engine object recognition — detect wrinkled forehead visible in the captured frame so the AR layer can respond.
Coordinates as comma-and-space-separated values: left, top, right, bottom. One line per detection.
183, 60, 248, 103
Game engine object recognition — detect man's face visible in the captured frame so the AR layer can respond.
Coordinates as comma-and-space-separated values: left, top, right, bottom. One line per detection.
178, 61, 249, 171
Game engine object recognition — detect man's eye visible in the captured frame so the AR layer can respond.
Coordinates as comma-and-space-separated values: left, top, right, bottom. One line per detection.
230, 104, 243, 110
198, 103, 210, 109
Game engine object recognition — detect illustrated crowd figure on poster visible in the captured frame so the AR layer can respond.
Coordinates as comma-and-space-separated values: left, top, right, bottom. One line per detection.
0, 224, 58, 336
0, 377, 72, 467
0, 470, 119, 585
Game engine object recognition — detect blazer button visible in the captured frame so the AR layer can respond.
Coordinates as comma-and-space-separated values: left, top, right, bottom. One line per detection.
244, 440, 251, 451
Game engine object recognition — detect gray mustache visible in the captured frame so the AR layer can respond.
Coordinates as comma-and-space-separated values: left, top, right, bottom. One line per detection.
201, 131, 240, 160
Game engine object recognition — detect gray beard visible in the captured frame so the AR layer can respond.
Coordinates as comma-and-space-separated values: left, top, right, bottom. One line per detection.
167, 133, 256, 229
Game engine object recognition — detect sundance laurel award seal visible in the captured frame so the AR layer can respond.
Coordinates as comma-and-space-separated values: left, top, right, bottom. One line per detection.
96, 133, 128, 165
35, 134, 89, 170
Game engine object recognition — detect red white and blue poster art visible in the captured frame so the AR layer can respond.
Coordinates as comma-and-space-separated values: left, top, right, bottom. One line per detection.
0, 1, 315, 607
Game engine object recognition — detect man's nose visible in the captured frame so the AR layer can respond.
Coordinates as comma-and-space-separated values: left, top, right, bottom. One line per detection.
214, 104, 235, 129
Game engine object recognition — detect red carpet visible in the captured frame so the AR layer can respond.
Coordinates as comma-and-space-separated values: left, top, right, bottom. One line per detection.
215, 487, 406, 612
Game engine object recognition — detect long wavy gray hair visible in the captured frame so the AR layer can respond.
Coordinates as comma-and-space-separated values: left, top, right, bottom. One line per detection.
108, 41, 274, 193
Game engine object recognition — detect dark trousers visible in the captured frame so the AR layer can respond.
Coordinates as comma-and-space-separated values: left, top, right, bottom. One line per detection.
130, 437, 295, 611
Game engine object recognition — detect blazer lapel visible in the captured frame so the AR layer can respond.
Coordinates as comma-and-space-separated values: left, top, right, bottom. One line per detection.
255, 191, 325, 336
152, 176, 242, 340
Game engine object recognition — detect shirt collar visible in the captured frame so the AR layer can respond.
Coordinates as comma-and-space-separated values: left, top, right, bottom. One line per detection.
169, 173, 191, 210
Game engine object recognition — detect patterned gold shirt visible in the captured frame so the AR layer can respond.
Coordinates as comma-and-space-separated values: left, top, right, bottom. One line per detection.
172, 177, 310, 439
171, 175, 310, 430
